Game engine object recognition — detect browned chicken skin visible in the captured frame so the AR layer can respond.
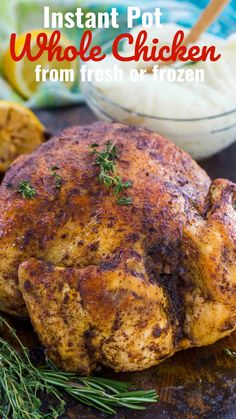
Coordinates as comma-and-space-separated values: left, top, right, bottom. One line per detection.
0, 122, 235, 374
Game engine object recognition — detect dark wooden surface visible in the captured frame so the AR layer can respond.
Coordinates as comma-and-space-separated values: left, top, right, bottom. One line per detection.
2, 105, 236, 419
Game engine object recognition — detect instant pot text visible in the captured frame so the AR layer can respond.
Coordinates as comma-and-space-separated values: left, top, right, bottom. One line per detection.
43, 6, 163, 29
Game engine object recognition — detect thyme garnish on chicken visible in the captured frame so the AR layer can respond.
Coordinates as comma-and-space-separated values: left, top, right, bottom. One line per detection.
90, 142, 133, 205
0, 316, 157, 418
117, 196, 133, 205
51, 166, 63, 189
17, 180, 37, 199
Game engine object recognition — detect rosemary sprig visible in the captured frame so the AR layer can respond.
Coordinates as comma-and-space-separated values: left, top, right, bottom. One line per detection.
0, 316, 157, 417
224, 348, 236, 358
50, 166, 63, 189
91, 142, 133, 205
17, 180, 37, 199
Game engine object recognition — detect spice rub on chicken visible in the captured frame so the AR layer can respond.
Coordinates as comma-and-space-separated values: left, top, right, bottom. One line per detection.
0, 122, 235, 375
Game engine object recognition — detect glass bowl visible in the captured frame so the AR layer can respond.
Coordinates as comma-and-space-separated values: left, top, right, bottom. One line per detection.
81, 1, 236, 160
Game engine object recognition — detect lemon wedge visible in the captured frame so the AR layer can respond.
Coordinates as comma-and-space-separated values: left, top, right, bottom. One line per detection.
3, 30, 78, 99
0, 100, 45, 172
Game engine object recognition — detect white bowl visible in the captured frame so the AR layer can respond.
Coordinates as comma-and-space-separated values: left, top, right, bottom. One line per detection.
82, 1, 236, 159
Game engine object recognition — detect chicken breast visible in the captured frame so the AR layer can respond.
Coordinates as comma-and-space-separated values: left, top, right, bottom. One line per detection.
0, 122, 235, 374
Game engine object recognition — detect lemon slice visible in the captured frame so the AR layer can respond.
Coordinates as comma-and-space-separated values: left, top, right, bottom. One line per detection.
3, 30, 78, 99
0, 100, 45, 172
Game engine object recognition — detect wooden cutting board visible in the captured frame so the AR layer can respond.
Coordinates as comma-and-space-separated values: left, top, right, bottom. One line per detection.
0, 105, 235, 418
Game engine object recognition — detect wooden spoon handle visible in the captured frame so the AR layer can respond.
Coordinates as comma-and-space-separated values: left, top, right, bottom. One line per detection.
146, 0, 230, 71
184, 0, 230, 45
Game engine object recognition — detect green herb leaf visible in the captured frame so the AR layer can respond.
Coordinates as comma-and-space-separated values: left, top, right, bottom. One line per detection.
90, 141, 132, 205
0, 315, 157, 417
50, 167, 63, 189
224, 348, 236, 358
117, 197, 133, 206
17, 180, 37, 199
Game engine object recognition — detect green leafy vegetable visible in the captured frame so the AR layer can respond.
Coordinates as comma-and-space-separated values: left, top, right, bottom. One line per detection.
0, 316, 157, 418
90, 141, 133, 205
17, 180, 37, 199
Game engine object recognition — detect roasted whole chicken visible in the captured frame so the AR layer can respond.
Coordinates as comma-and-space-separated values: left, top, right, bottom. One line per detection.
0, 122, 235, 375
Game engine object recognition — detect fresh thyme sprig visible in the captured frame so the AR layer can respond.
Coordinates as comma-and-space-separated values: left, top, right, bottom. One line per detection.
224, 348, 236, 358
0, 316, 157, 417
17, 180, 37, 199
91, 142, 133, 205
50, 166, 63, 189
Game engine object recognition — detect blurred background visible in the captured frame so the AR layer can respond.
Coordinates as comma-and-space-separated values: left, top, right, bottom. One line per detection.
0, 0, 236, 107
